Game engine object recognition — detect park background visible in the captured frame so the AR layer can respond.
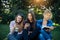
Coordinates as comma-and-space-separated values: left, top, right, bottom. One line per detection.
0, 0, 60, 40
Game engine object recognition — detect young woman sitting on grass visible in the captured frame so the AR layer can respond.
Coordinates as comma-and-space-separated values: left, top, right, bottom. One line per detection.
37, 9, 55, 40
24, 12, 39, 40
8, 13, 28, 40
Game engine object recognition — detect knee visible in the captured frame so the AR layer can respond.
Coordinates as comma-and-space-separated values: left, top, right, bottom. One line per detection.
47, 39, 51, 40
40, 34, 43, 37
38, 34, 45, 40
8, 34, 13, 38
39, 34, 43, 39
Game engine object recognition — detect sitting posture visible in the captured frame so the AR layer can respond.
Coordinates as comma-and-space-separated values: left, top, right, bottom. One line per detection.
37, 9, 55, 40
8, 14, 24, 40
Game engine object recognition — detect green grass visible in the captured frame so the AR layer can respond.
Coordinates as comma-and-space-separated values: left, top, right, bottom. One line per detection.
52, 26, 60, 40
0, 24, 60, 40
0, 24, 9, 40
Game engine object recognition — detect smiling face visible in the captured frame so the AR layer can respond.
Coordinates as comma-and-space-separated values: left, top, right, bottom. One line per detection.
28, 13, 33, 21
43, 10, 52, 20
16, 15, 23, 23
43, 12, 52, 20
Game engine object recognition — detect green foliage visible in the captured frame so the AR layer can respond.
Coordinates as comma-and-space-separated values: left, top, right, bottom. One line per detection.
51, 0, 60, 24
0, 0, 60, 24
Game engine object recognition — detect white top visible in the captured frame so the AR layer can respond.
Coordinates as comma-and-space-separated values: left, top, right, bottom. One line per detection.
9, 20, 23, 34
42, 25, 47, 29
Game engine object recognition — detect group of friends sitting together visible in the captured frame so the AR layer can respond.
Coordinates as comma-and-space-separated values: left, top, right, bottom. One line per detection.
7, 9, 55, 40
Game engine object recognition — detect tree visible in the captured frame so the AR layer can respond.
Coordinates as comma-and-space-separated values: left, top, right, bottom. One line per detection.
51, 0, 60, 24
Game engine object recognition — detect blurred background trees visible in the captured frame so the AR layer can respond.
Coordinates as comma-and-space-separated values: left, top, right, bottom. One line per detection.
0, 0, 60, 25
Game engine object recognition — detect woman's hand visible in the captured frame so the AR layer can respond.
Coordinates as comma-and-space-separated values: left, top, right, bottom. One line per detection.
45, 26, 55, 30
49, 26, 55, 30
24, 23, 30, 29
28, 31, 32, 35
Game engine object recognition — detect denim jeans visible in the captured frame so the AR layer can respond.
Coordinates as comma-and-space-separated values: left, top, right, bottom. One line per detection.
8, 29, 39, 40
8, 32, 23, 40
39, 30, 52, 40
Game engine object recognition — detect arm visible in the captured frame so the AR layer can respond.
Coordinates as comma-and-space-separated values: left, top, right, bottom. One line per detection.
46, 20, 55, 30
24, 23, 30, 29
44, 26, 55, 30
9, 21, 15, 34
36, 20, 42, 30
49, 20, 55, 30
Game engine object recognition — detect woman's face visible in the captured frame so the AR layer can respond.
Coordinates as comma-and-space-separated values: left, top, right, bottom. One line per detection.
28, 13, 33, 21
16, 15, 22, 23
44, 13, 51, 20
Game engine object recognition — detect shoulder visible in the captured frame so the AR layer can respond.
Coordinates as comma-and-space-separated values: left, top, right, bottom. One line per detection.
37, 19, 43, 23
10, 20, 15, 24
9, 20, 16, 27
48, 20, 53, 23
48, 20, 53, 26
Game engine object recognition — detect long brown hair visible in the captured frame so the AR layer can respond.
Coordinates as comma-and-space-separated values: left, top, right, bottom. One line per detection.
27, 12, 36, 29
15, 14, 24, 30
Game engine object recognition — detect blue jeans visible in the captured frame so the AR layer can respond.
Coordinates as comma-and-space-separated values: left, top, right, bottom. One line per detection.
39, 30, 52, 40
8, 32, 23, 40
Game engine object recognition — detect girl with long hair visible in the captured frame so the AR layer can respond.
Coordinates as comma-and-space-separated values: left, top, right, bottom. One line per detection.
24, 12, 39, 40
8, 14, 24, 40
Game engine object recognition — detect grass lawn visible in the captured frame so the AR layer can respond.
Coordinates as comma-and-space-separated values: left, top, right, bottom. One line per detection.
0, 24, 60, 40
52, 26, 60, 40
0, 24, 9, 40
